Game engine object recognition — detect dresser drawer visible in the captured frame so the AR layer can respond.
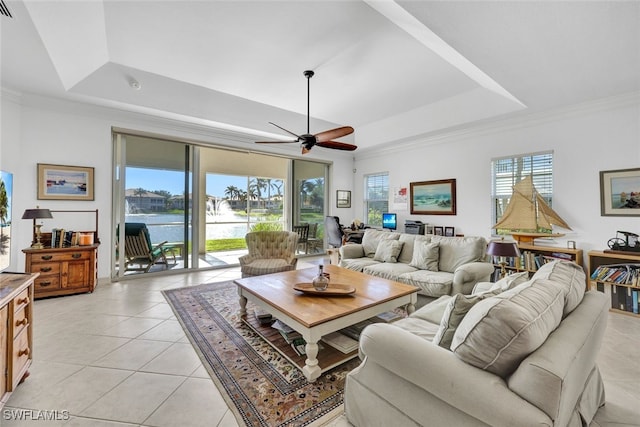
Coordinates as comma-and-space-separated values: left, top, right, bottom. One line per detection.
34, 276, 61, 292
12, 327, 30, 386
28, 262, 60, 275
13, 288, 30, 313
13, 306, 29, 339
31, 251, 91, 262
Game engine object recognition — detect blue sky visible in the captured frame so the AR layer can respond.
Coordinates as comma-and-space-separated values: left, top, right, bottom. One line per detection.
125, 168, 249, 198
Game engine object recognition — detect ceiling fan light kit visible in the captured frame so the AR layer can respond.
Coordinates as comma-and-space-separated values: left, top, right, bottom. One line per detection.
255, 70, 357, 154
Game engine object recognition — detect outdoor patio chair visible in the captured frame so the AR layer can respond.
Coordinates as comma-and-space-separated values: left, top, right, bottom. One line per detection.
292, 224, 310, 254
123, 222, 171, 273
239, 231, 298, 278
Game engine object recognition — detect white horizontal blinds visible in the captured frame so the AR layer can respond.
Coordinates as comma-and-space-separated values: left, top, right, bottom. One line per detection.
492, 151, 553, 225
364, 173, 389, 226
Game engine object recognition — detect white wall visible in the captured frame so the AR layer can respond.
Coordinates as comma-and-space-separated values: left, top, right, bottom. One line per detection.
353, 94, 640, 254
0, 91, 355, 281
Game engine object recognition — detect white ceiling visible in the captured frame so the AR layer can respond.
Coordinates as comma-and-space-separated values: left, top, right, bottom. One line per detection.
2, 0, 639, 154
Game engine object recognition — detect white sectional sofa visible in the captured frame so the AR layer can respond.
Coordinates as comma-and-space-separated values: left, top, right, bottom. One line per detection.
339, 229, 494, 299
345, 260, 608, 427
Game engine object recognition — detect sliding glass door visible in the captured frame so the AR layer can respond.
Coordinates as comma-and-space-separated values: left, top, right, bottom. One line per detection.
112, 134, 192, 279
292, 159, 328, 255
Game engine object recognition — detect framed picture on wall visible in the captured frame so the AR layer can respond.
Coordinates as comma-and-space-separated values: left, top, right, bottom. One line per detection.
410, 179, 456, 215
37, 163, 94, 201
336, 190, 351, 208
600, 168, 640, 216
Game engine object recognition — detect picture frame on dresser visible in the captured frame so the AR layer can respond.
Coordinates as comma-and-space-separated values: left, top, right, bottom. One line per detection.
599, 167, 640, 216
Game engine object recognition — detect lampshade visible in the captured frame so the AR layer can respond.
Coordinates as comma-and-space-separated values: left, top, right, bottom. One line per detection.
22, 208, 53, 220
486, 239, 521, 258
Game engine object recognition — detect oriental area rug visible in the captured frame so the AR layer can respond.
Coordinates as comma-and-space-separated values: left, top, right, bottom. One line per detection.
162, 281, 359, 427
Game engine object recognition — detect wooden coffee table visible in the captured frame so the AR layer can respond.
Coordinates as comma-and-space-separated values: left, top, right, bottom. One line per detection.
235, 264, 418, 382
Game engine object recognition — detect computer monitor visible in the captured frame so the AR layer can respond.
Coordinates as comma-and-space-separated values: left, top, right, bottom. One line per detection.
382, 212, 397, 231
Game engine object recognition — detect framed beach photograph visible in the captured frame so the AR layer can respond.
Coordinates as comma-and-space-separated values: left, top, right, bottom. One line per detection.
336, 190, 351, 208
0, 170, 13, 271
410, 179, 456, 215
38, 163, 94, 201
600, 168, 640, 216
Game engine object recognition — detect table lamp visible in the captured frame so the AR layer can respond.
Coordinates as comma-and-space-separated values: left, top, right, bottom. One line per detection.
22, 207, 53, 249
487, 238, 521, 278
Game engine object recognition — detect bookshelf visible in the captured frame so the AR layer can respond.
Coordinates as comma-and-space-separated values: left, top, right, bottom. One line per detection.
494, 243, 584, 278
588, 250, 640, 317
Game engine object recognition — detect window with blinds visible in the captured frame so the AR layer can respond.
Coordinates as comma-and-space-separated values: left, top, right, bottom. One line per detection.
491, 151, 554, 231
364, 172, 389, 226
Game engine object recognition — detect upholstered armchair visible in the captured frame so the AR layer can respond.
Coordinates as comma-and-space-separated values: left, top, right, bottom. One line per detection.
239, 231, 299, 278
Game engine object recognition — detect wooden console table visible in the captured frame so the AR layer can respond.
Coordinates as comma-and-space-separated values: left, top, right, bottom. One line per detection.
0, 272, 38, 408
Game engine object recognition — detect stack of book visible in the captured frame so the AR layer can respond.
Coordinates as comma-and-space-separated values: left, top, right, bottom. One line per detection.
591, 264, 640, 286
253, 307, 273, 325
322, 332, 358, 354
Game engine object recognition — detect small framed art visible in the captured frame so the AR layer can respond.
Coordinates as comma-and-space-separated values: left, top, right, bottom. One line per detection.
37, 163, 94, 201
600, 168, 640, 216
336, 190, 351, 208
434, 226, 444, 236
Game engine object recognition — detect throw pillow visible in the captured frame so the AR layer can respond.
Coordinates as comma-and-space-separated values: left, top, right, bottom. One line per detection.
450, 278, 564, 378
409, 241, 439, 271
532, 260, 586, 317
373, 240, 404, 263
489, 271, 530, 292
432, 290, 500, 349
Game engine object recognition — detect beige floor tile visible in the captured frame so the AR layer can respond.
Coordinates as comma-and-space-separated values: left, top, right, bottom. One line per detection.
32, 366, 133, 414
134, 302, 176, 319
92, 339, 173, 370
39, 334, 131, 365
143, 377, 230, 427
137, 319, 186, 342
97, 316, 164, 339
140, 342, 201, 376
79, 372, 186, 424
64, 417, 138, 426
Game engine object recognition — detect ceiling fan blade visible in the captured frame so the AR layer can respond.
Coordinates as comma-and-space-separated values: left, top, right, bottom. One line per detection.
315, 126, 354, 143
316, 140, 358, 151
255, 140, 298, 144
269, 122, 302, 140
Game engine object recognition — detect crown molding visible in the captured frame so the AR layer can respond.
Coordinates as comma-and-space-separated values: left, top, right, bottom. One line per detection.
0, 87, 23, 104
355, 91, 640, 160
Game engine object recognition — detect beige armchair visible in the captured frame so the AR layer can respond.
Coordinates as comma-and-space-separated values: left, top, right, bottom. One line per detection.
239, 231, 299, 278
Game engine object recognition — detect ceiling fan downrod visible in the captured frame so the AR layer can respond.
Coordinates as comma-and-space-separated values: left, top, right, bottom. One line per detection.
304, 70, 314, 135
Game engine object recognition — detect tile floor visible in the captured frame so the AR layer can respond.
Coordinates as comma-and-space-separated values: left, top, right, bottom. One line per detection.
3, 259, 640, 426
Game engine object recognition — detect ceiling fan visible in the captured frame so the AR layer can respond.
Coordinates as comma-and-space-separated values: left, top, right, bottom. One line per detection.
255, 70, 357, 154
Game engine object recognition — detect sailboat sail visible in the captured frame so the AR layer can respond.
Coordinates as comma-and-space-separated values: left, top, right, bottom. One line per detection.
493, 176, 571, 233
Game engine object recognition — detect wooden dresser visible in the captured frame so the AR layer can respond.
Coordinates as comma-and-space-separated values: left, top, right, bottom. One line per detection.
0, 272, 38, 408
23, 245, 99, 298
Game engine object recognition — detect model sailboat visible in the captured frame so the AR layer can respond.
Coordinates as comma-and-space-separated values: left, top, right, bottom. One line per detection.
493, 175, 572, 244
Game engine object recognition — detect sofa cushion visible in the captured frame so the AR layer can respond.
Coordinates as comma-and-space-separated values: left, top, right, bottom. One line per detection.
362, 229, 400, 257
340, 257, 380, 272
373, 240, 404, 263
410, 295, 452, 324
397, 234, 431, 264
409, 241, 439, 271
431, 235, 486, 273
532, 260, 586, 317
398, 270, 453, 297
363, 263, 417, 281
433, 290, 501, 349
451, 278, 564, 377
393, 317, 441, 341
